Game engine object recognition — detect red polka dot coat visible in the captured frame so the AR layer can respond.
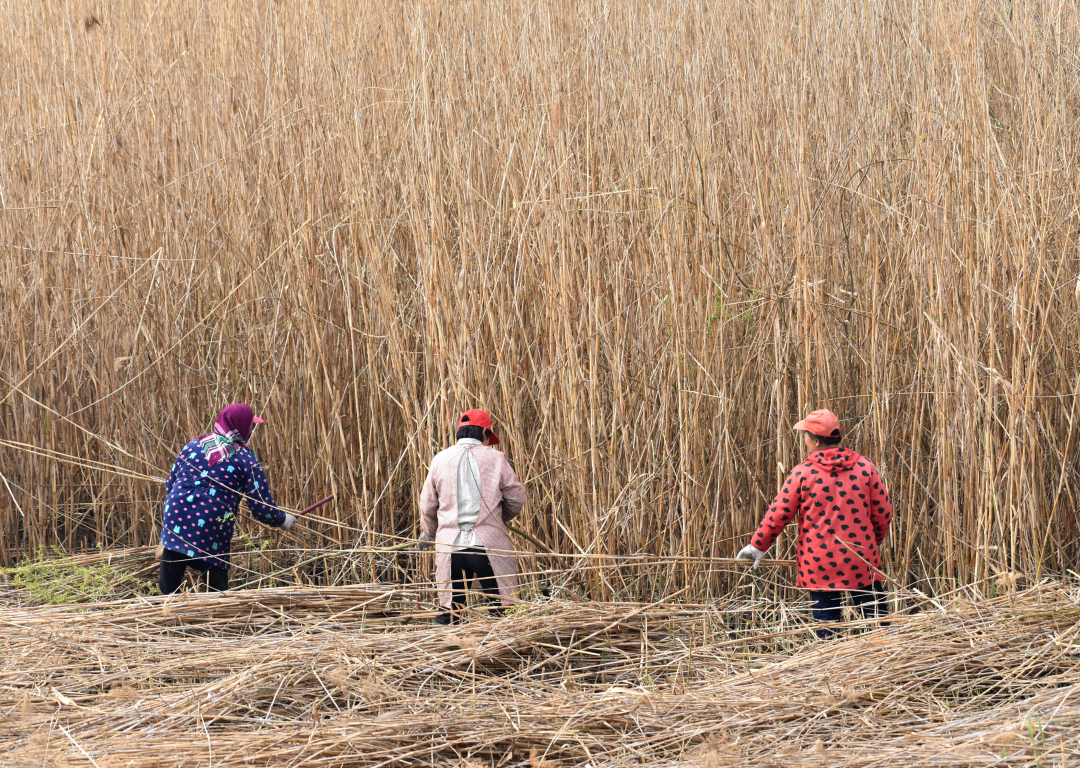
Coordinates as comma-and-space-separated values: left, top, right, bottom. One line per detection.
752, 447, 893, 591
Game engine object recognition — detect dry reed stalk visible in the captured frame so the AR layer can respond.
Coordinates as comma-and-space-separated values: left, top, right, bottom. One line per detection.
0, 0, 1078, 602
0, 583, 1078, 765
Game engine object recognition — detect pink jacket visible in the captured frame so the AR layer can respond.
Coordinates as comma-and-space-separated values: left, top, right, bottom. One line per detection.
419, 443, 527, 608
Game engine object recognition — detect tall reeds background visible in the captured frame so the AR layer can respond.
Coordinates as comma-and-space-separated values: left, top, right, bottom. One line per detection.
0, 0, 1077, 596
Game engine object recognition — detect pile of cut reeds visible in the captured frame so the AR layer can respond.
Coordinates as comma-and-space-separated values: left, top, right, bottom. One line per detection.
2, 581, 1078, 766
2, 0, 1079, 596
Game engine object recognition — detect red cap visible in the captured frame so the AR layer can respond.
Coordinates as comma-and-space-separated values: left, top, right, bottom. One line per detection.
793, 409, 841, 439
458, 409, 499, 445
253, 416, 265, 424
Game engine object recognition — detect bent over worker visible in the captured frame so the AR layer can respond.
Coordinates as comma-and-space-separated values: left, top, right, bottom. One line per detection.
418, 409, 527, 625
159, 403, 295, 593
736, 409, 893, 637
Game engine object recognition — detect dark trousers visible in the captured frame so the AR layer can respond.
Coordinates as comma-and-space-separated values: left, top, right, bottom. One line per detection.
435, 547, 501, 625
809, 582, 887, 638
159, 548, 229, 594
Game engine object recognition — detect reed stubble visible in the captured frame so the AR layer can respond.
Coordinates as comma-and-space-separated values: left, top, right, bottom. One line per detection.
1, 581, 1078, 766
0, 0, 1078, 596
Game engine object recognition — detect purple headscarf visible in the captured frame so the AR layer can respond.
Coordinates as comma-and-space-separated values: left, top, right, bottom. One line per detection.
198, 403, 264, 467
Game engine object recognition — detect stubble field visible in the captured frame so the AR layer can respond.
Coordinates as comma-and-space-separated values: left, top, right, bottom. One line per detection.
1, 548, 1079, 767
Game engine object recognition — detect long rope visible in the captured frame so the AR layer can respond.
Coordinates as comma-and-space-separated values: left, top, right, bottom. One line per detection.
0, 429, 799, 572
1, 434, 793, 568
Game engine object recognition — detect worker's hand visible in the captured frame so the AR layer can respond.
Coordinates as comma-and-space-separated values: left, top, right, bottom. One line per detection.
417, 532, 435, 551
736, 544, 766, 569
282, 513, 297, 531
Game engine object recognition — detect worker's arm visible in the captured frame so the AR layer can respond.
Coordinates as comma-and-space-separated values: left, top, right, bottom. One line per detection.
243, 455, 288, 528
751, 470, 803, 553
499, 458, 526, 521
867, 464, 893, 545
418, 466, 439, 538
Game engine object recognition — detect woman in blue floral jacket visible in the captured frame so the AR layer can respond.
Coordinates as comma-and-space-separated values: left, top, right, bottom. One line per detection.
160, 403, 295, 593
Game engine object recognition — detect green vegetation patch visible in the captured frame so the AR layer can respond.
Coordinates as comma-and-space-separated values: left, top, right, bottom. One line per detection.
3, 553, 155, 605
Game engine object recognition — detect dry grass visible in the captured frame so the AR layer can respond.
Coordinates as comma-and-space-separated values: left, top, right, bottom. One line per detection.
1, 579, 1079, 766
2, 3, 1078, 761
1, 0, 1080, 597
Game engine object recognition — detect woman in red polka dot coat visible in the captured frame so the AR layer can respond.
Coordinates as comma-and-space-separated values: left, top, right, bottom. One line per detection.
159, 403, 295, 594
736, 409, 893, 636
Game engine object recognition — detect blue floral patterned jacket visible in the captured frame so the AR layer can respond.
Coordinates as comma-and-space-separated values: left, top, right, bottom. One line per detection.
160, 440, 286, 570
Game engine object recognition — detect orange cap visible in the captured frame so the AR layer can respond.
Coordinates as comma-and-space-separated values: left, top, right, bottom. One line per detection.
792, 409, 841, 439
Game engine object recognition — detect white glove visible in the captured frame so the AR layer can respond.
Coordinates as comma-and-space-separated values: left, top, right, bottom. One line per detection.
417, 532, 435, 551
282, 513, 297, 531
736, 544, 766, 569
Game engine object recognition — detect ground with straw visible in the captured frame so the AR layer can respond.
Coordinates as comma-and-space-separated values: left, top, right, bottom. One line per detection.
1, 554, 1078, 766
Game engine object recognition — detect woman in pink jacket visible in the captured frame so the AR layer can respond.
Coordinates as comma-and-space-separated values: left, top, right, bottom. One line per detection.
418, 410, 527, 625
736, 409, 893, 637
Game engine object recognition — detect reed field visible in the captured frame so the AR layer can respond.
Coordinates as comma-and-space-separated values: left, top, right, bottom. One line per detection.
2, 0, 1080, 597
3, 1, 1080, 763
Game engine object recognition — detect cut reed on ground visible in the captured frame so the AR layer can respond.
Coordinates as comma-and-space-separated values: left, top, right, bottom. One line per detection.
1, 0, 1079, 597
1, 578, 1079, 766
